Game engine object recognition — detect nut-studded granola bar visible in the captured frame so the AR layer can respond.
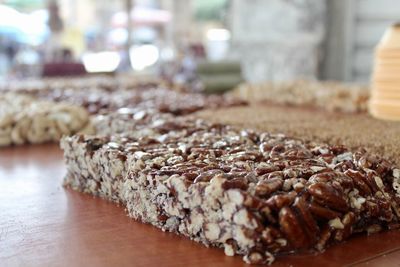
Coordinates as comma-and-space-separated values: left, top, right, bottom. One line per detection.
0, 93, 93, 147
232, 80, 369, 113
61, 118, 236, 201
61, 118, 400, 264
2, 77, 246, 115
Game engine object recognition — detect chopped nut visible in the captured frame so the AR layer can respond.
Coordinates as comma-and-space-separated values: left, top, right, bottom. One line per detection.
204, 223, 221, 241
350, 196, 366, 210
243, 251, 264, 264
224, 243, 235, 256
329, 218, 344, 229
373, 176, 384, 189
393, 169, 400, 179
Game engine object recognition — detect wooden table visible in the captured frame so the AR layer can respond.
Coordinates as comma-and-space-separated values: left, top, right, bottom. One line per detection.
1, 144, 400, 267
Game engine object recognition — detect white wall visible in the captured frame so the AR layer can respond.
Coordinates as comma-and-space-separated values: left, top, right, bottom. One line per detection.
228, 0, 326, 83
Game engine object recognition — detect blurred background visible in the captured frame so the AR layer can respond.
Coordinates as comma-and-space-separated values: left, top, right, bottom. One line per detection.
0, 0, 398, 86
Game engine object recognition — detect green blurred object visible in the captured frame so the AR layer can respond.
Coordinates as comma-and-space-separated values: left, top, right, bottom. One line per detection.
4, 0, 44, 10
194, 0, 228, 21
197, 61, 242, 75
199, 73, 243, 94
196, 61, 243, 94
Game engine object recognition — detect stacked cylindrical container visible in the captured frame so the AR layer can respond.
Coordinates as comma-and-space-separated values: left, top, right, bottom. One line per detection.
370, 23, 400, 120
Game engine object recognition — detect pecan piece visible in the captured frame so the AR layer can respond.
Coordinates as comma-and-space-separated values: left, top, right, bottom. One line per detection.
282, 149, 313, 159
344, 169, 372, 196
242, 194, 263, 209
261, 226, 282, 245
330, 145, 347, 155
358, 155, 391, 177
266, 191, 297, 210
255, 178, 283, 197
334, 212, 355, 241
279, 206, 312, 249
193, 169, 223, 183
269, 145, 286, 158
334, 160, 355, 172
271, 144, 285, 154
222, 178, 249, 191
335, 174, 355, 190
309, 172, 338, 184
307, 182, 349, 212
320, 154, 335, 164
315, 225, 332, 251
293, 196, 319, 239
183, 172, 198, 181
309, 201, 341, 220
376, 159, 392, 176
267, 171, 284, 180
365, 171, 380, 192
255, 165, 280, 175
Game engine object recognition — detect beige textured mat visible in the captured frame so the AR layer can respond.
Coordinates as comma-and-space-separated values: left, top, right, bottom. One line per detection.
196, 103, 400, 165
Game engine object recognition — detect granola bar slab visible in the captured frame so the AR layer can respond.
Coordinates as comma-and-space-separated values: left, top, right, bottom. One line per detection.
61, 119, 400, 264
0, 93, 92, 147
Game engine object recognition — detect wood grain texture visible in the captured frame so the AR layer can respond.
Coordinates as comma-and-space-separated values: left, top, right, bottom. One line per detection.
1, 144, 400, 267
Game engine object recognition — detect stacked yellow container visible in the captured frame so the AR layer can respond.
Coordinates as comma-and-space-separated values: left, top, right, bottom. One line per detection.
370, 23, 400, 120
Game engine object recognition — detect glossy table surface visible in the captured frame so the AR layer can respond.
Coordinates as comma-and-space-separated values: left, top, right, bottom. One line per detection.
1, 144, 400, 267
